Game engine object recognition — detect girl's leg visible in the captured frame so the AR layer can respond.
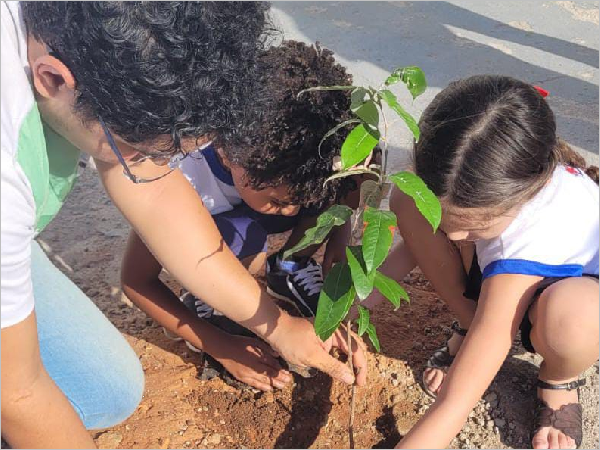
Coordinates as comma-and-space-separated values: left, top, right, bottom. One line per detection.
529, 277, 599, 449
32, 241, 144, 430
391, 189, 478, 394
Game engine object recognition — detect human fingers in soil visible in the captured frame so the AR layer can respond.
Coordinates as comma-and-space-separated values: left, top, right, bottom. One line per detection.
327, 326, 368, 386
251, 342, 293, 387
249, 365, 292, 391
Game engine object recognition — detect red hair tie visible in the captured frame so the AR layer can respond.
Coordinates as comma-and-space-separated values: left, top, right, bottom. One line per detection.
533, 85, 549, 98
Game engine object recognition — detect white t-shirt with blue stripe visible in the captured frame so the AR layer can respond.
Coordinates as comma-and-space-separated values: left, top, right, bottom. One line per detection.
178, 146, 242, 215
476, 165, 599, 280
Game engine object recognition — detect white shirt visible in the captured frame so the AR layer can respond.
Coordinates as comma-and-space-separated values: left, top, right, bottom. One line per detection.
178, 146, 242, 215
1, 1, 37, 328
476, 165, 599, 279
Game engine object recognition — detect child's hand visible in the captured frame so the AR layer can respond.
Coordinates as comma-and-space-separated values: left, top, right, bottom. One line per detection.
214, 335, 292, 392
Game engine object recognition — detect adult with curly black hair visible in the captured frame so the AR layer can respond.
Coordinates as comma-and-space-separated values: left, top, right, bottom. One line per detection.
121, 41, 366, 390
1, 3, 364, 448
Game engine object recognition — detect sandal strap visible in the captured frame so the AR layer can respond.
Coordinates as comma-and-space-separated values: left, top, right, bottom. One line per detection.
537, 379, 586, 391
451, 320, 468, 336
426, 344, 455, 369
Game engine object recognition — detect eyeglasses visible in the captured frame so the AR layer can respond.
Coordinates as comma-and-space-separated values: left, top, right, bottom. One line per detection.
98, 117, 206, 184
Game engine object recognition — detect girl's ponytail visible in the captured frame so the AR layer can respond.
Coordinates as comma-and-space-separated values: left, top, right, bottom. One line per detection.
553, 139, 599, 185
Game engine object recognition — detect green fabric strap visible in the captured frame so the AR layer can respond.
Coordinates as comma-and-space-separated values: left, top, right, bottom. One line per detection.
16, 104, 80, 234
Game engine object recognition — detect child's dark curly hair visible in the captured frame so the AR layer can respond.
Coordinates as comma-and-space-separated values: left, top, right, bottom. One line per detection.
223, 40, 355, 214
22, 1, 272, 155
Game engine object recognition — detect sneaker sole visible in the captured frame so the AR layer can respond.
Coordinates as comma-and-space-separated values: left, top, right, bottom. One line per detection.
163, 327, 183, 342
266, 286, 307, 317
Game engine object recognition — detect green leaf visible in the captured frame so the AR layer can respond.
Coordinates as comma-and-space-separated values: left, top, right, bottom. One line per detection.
314, 262, 356, 341
374, 271, 409, 310
282, 205, 352, 259
379, 90, 420, 141
325, 168, 381, 186
298, 85, 356, 99
353, 100, 379, 131
359, 179, 384, 209
362, 207, 397, 273
389, 171, 441, 232
341, 124, 380, 169
366, 323, 381, 352
318, 119, 361, 155
350, 87, 368, 111
346, 246, 375, 300
357, 305, 370, 336
384, 66, 427, 99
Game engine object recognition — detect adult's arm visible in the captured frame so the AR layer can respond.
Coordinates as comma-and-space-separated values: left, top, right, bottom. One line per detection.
1, 312, 96, 449
96, 160, 360, 385
397, 273, 541, 448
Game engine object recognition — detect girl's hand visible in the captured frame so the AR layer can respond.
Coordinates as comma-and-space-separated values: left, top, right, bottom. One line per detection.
397, 274, 541, 449
214, 336, 292, 392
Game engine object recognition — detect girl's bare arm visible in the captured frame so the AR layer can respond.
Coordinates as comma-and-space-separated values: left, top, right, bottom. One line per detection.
397, 273, 542, 449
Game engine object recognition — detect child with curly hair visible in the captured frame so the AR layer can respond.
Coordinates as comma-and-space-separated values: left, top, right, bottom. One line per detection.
121, 41, 363, 391
365, 75, 598, 449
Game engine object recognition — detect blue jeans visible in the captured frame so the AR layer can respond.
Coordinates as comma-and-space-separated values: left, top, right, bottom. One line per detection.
32, 241, 144, 430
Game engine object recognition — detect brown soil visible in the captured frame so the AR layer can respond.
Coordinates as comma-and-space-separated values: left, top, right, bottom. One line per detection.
38, 167, 599, 449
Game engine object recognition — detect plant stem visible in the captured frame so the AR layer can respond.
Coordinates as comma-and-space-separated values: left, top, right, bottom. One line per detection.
345, 99, 390, 450
346, 318, 356, 449
380, 106, 389, 182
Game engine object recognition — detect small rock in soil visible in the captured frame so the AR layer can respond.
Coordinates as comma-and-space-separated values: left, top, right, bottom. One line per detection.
97, 432, 123, 448
494, 418, 506, 428
207, 433, 221, 445
484, 391, 498, 407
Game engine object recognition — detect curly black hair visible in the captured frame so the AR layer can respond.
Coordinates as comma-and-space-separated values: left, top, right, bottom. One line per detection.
223, 40, 355, 214
21, 1, 272, 154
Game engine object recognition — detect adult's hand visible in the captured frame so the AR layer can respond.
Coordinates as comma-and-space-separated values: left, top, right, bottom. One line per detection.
323, 324, 368, 386
268, 314, 367, 385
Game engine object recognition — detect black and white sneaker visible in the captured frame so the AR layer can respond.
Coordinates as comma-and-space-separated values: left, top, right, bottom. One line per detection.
180, 290, 214, 319
162, 291, 215, 352
266, 253, 323, 318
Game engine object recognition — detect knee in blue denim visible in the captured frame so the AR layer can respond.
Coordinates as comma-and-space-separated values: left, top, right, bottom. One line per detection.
81, 348, 145, 429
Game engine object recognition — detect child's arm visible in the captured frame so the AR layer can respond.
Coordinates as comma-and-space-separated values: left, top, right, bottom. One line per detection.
121, 230, 291, 391
397, 273, 542, 449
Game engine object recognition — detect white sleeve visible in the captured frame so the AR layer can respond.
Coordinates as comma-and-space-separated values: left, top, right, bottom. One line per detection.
476, 167, 599, 280
1, 149, 35, 328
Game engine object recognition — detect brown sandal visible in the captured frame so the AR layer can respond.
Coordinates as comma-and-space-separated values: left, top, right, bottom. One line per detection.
422, 321, 467, 398
533, 378, 586, 448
